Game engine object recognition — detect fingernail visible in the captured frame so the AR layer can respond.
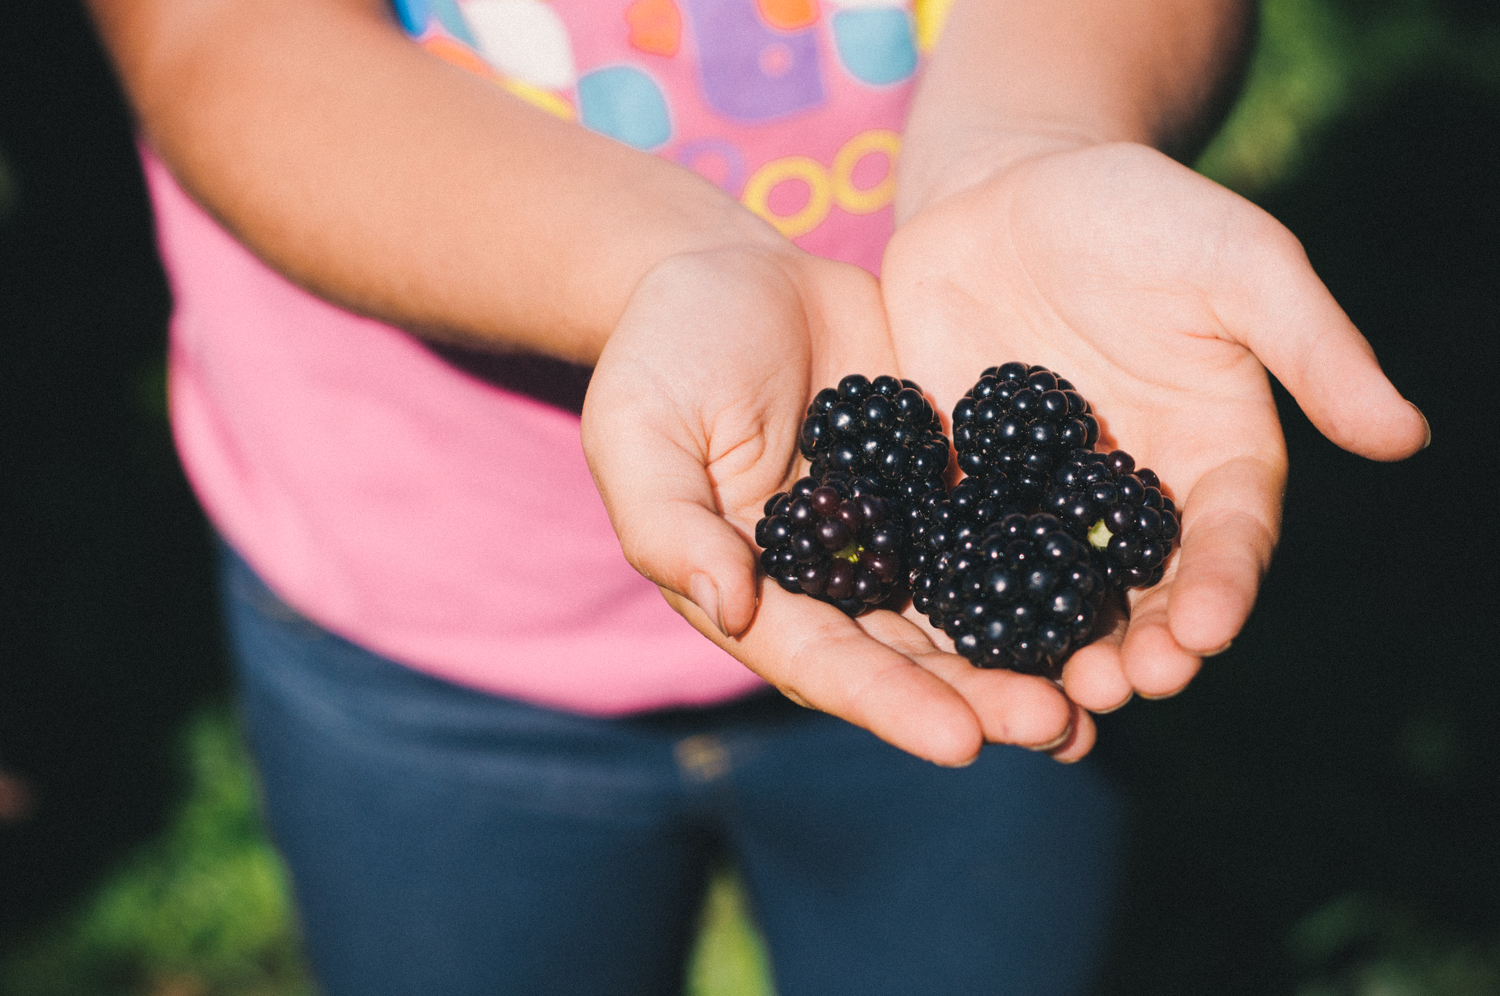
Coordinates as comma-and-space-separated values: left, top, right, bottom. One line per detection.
779, 686, 815, 709
688, 573, 727, 638
1139, 686, 1185, 701
1202, 639, 1233, 657
1409, 401, 1432, 450
1093, 692, 1134, 715
1029, 720, 1075, 754
936, 753, 979, 769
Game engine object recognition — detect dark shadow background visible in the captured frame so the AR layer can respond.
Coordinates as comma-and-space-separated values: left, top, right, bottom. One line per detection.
1, 0, 225, 949
1092, 43, 1500, 995
1, 1, 1497, 992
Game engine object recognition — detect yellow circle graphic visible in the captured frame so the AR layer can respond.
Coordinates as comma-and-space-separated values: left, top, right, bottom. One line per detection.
741, 156, 832, 239
831, 129, 900, 215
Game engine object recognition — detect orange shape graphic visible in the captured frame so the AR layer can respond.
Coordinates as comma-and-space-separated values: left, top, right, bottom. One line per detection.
626, 0, 682, 57
757, 0, 816, 31
421, 35, 498, 80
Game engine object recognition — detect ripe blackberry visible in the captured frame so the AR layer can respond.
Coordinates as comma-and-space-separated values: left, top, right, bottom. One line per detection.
916, 512, 1105, 678
799, 374, 950, 502
951, 363, 1099, 509
754, 472, 906, 616
1044, 448, 1179, 590
905, 473, 1019, 599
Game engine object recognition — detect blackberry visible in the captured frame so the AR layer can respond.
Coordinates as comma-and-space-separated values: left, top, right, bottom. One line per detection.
1044, 448, 1179, 590
916, 512, 1105, 678
754, 472, 906, 615
951, 363, 1099, 509
905, 472, 1019, 602
799, 374, 950, 502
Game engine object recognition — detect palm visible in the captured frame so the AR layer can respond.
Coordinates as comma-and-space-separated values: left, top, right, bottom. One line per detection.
584, 247, 1084, 763
884, 142, 1423, 708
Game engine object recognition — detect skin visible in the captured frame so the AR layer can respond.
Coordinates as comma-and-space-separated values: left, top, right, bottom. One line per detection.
884, 139, 1422, 719
87, 0, 1428, 767
598, 0, 1426, 764
585, 248, 1080, 764
886, 0, 1430, 731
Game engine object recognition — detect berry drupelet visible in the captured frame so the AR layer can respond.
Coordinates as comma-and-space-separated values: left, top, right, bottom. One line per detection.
951, 363, 1099, 509
1044, 448, 1179, 590
906, 472, 1018, 598
799, 374, 950, 504
755, 472, 906, 616
915, 512, 1105, 679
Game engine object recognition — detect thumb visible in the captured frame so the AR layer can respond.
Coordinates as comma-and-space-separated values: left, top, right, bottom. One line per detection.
1217, 222, 1430, 462
581, 392, 765, 639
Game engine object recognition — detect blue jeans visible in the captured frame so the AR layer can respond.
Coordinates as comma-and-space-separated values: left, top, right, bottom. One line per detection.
220, 545, 1123, 996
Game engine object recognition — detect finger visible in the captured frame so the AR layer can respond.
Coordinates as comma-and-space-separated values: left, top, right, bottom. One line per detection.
1217, 219, 1429, 461
1120, 581, 1201, 699
860, 610, 1077, 750
1167, 455, 1282, 655
1046, 702, 1096, 764
1060, 596, 1133, 713
583, 397, 768, 638
667, 586, 987, 766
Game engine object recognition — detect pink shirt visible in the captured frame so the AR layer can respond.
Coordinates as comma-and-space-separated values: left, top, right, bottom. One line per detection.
147, 0, 920, 714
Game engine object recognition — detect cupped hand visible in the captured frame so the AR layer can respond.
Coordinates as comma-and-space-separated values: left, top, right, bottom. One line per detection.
883, 140, 1428, 714
583, 246, 1089, 764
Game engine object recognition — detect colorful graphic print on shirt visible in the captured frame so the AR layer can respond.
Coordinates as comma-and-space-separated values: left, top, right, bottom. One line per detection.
390, 0, 953, 265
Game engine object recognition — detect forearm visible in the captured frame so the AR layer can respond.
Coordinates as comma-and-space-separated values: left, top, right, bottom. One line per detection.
88, 0, 784, 364
898, 0, 1254, 218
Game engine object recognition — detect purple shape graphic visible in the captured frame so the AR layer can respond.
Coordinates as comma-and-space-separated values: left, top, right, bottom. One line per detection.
676, 139, 747, 193
683, 0, 824, 122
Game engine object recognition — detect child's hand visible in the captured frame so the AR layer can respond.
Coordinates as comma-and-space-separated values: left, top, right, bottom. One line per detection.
883, 139, 1428, 715
583, 246, 1088, 765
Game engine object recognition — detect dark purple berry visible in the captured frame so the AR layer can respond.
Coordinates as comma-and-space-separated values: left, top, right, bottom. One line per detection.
799, 561, 829, 595
913, 512, 1104, 678
825, 560, 856, 601
816, 516, 852, 550
790, 531, 821, 562
800, 375, 950, 504
1107, 450, 1135, 475
1045, 447, 1177, 590
754, 472, 910, 615
951, 364, 1096, 510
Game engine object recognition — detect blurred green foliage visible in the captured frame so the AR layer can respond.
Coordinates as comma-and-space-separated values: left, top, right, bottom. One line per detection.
16, 705, 1493, 996
686, 872, 777, 996
1290, 894, 1500, 996
0, 709, 777, 996
1198, 0, 1500, 193
0, 713, 311, 996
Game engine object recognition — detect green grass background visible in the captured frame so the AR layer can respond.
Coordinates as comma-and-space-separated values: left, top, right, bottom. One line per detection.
0, 712, 776, 996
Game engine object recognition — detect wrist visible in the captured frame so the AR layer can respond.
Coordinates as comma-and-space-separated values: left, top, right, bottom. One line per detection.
895, 123, 1103, 224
